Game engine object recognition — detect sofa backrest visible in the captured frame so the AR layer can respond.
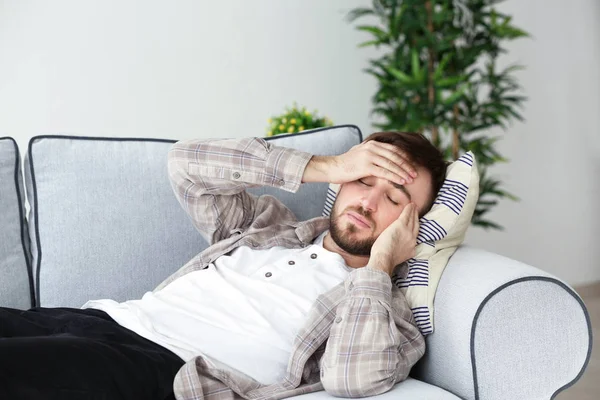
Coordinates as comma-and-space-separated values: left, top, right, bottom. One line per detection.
0, 137, 33, 309
25, 125, 362, 307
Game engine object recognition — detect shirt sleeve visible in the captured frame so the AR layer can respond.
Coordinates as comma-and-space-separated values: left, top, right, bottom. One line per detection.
167, 136, 313, 244
320, 267, 426, 398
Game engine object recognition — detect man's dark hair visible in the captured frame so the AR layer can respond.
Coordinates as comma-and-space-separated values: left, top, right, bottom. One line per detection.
363, 131, 448, 214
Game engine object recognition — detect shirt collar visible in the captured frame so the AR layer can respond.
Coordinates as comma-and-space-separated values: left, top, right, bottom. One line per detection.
294, 216, 329, 245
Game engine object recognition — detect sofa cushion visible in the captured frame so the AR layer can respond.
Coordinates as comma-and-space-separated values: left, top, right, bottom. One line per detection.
323, 152, 480, 335
25, 136, 208, 307
25, 126, 362, 307
0, 137, 33, 309
292, 377, 461, 399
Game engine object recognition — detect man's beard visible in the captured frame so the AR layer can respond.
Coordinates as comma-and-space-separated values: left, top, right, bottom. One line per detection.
329, 205, 376, 256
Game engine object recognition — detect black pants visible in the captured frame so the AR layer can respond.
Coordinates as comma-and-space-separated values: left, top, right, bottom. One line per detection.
0, 307, 185, 400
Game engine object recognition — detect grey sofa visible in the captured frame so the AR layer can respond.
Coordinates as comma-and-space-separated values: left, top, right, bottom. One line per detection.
0, 126, 592, 399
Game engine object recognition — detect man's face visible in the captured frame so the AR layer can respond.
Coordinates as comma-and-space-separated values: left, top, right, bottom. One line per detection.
329, 166, 433, 256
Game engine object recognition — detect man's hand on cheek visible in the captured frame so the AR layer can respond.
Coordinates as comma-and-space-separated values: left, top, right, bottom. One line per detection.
367, 203, 420, 276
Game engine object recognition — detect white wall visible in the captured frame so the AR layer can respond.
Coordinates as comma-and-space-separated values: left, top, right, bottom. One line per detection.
1, 0, 598, 286
0, 0, 378, 152
464, 0, 600, 287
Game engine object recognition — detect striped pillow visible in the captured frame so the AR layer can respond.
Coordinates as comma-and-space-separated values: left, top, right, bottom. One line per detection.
322, 152, 479, 335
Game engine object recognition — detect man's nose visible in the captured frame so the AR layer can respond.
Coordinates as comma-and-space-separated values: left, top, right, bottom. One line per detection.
359, 192, 378, 213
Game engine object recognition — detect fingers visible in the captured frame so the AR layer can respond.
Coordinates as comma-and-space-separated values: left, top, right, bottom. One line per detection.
370, 155, 409, 185
412, 205, 420, 237
367, 141, 418, 183
369, 165, 404, 186
399, 202, 414, 226
400, 203, 420, 236
406, 205, 414, 234
407, 203, 417, 233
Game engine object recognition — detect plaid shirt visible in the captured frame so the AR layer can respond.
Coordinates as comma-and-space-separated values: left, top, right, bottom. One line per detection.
157, 137, 426, 399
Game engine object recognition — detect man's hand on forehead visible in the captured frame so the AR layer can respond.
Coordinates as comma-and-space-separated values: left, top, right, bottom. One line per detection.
330, 140, 417, 185
302, 140, 418, 186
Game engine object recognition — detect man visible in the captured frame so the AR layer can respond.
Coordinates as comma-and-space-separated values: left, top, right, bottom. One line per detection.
0, 131, 447, 400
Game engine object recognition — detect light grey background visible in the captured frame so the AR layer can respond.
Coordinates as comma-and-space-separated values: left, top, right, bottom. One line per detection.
0, 0, 598, 286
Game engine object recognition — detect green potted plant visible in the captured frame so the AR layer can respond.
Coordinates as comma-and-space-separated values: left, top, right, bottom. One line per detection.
266, 103, 333, 137
348, 0, 528, 229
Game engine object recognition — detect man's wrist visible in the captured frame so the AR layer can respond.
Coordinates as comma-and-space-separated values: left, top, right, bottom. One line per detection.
367, 254, 394, 276
301, 155, 332, 183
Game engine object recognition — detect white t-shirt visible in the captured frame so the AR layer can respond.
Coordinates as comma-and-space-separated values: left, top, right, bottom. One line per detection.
82, 230, 351, 384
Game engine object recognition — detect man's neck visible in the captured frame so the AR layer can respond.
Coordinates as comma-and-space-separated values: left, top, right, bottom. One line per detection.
322, 233, 370, 270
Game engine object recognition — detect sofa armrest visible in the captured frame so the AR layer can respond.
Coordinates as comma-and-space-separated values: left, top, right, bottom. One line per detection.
411, 246, 592, 400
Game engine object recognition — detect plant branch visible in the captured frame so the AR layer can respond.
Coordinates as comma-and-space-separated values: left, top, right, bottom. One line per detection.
425, 0, 438, 144
453, 104, 460, 159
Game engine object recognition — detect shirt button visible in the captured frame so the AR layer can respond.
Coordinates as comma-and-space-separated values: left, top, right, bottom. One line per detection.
277, 179, 285, 186
288, 260, 295, 265
265, 272, 272, 278
232, 172, 241, 179
310, 253, 318, 259
335, 317, 342, 323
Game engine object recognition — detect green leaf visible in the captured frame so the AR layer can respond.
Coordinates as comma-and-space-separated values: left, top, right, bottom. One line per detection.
388, 67, 414, 83
477, 200, 499, 207
441, 85, 467, 106
359, 40, 386, 48
472, 218, 504, 230
357, 25, 389, 41
502, 95, 527, 103
436, 75, 467, 88
506, 107, 525, 121
411, 49, 421, 80
501, 64, 526, 74
433, 53, 453, 80
346, 7, 375, 22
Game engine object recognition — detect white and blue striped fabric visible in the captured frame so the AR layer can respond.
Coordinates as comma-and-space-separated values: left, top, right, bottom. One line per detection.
322, 152, 479, 335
